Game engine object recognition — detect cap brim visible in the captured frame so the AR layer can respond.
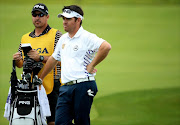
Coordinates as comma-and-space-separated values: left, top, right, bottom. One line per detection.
57, 13, 74, 18
32, 9, 46, 15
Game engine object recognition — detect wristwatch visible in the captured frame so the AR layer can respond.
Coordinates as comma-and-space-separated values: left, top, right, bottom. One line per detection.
39, 55, 44, 62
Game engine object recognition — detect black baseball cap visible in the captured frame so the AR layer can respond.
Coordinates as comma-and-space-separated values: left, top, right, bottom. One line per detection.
31, 3, 48, 15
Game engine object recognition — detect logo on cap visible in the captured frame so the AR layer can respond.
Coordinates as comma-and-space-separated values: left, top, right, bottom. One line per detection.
32, 3, 48, 15
34, 5, 44, 9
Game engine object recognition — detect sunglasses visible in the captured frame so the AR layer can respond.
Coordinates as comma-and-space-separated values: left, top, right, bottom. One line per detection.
32, 13, 45, 17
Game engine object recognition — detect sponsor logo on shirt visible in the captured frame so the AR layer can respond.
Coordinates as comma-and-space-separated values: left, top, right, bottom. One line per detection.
36, 48, 49, 54
62, 44, 65, 49
73, 45, 78, 51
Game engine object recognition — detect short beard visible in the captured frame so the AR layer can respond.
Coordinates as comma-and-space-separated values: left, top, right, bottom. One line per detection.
33, 20, 43, 28
35, 24, 43, 28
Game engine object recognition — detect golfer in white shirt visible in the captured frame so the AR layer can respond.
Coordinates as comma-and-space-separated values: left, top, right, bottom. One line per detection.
40, 5, 111, 125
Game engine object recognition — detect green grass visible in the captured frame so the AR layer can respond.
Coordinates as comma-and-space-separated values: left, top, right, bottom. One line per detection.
91, 87, 180, 125
0, 1, 180, 125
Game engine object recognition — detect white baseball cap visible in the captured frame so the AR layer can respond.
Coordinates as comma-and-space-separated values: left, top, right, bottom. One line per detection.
57, 9, 84, 20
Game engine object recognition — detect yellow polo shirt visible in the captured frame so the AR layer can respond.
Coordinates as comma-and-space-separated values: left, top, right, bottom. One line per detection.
21, 28, 57, 94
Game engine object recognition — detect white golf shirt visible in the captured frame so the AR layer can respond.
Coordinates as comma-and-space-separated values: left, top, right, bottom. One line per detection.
52, 26, 105, 83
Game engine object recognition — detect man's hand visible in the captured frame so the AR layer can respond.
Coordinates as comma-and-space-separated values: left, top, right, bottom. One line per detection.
13, 52, 22, 61
13, 52, 23, 68
86, 63, 97, 74
27, 49, 40, 61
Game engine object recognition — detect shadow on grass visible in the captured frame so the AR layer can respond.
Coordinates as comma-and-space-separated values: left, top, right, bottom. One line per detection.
91, 87, 180, 125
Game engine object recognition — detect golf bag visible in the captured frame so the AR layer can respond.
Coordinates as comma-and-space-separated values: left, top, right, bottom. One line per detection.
9, 55, 43, 125
9, 89, 42, 125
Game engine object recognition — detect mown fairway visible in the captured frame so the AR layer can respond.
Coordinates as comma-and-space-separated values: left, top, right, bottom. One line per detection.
0, 1, 180, 125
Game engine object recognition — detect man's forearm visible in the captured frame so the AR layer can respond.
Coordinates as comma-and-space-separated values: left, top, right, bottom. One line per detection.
91, 41, 111, 67
42, 56, 49, 63
40, 56, 58, 80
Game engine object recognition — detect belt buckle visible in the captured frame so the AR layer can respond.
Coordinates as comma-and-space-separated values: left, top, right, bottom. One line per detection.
65, 81, 74, 86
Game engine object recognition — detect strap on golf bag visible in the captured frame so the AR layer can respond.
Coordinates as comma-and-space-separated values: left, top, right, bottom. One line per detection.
11, 60, 18, 103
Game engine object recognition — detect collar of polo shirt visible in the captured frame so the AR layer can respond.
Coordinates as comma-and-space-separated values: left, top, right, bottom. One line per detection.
66, 26, 83, 39
57, 9, 84, 20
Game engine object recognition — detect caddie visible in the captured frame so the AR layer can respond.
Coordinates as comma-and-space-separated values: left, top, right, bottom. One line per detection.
13, 3, 62, 125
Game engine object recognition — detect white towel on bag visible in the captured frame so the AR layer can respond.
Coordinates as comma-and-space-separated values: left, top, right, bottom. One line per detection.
4, 87, 11, 120
37, 85, 51, 125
